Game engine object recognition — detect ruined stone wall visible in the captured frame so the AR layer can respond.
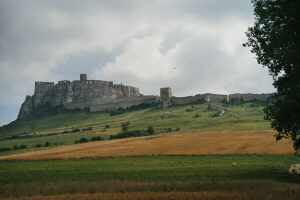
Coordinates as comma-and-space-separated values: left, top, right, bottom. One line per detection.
32, 82, 55, 108
170, 93, 272, 106
170, 96, 197, 105
18, 74, 275, 120
201, 93, 227, 103
90, 96, 159, 112
170, 93, 227, 105
18, 75, 145, 119
228, 93, 274, 102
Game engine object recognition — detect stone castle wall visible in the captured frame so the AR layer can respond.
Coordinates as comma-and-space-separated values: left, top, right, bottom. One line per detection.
228, 93, 273, 102
17, 74, 275, 120
171, 93, 227, 105
170, 93, 273, 106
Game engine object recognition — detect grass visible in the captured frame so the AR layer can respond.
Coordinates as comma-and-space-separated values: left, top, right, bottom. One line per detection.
0, 155, 299, 184
0, 102, 272, 156
0, 155, 299, 199
1, 181, 300, 199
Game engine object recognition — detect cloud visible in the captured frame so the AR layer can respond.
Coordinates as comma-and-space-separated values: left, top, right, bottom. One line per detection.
93, 17, 274, 96
0, 0, 274, 125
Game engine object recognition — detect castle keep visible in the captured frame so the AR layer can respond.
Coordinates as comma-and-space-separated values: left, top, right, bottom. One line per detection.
18, 74, 274, 120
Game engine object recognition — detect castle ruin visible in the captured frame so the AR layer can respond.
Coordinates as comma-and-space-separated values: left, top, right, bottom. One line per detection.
18, 74, 274, 120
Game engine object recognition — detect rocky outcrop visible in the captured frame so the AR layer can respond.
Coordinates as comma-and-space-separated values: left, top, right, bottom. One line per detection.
18, 96, 34, 120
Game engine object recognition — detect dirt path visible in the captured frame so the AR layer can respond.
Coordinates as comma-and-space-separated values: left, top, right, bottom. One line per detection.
0, 130, 294, 160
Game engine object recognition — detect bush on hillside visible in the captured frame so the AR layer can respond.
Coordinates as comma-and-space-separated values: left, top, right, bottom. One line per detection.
91, 136, 104, 141
82, 127, 93, 132
146, 126, 155, 134
13, 144, 28, 150
75, 137, 89, 144
0, 147, 12, 152
35, 144, 42, 148
121, 122, 130, 132
71, 128, 80, 133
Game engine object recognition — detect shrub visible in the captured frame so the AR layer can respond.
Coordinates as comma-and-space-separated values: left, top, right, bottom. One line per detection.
121, 122, 130, 132
0, 147, 12, 152
71, 128, 80, 133
75, 137, 89, 144
82, 127, 93, 132
35, 144, 42, 148
62, 130, 69, 134
176, 128, 180, 131
110, 130, 146, 140
105, 125, 110, 129
45, 142, 50, 147
13, 145, 28, 150
91, 136, 104, 141
146, 126, 155, 134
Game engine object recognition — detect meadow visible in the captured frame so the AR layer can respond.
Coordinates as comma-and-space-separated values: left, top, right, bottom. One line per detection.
0, 102, 271, 156
0, 155, 300, 199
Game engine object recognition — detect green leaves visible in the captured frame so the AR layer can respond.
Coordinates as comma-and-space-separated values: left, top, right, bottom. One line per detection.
245, 0, 300, 152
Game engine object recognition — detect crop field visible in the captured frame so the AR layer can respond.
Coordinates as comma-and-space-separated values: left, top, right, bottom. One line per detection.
0, 155, 300, 199
0, 130, 294, 160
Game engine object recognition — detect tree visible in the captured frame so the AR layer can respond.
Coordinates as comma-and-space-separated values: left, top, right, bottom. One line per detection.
244, 0, 300, 153
146, 126, 155, 134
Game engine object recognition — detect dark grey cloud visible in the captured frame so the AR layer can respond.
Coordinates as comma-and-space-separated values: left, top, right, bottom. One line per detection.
0, 0, 274, 126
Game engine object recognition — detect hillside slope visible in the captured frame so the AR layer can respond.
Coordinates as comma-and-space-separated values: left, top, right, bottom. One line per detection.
0, 102, 274, 156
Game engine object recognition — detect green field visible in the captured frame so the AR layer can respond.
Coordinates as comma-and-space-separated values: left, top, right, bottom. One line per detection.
0, 102, 271, 156
0, 155, 299, 198
1, 155, 299, 183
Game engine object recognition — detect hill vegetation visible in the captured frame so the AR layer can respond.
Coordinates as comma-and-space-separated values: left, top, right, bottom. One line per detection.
0, 102, 271, 155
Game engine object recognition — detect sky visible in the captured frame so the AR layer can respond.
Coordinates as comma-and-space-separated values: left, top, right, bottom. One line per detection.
0, 0, 275, 126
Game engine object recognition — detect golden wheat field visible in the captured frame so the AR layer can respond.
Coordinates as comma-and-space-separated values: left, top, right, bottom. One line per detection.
0, 130, 294, 160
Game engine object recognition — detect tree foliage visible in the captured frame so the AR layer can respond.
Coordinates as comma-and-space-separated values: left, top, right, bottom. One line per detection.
244, 0, 300, 152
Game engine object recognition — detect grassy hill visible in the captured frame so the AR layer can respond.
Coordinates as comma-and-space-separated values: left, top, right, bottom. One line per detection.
0, 101, 271, 155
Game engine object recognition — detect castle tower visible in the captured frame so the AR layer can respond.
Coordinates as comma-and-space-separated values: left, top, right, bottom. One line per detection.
80, 74, 87, 82
160, 87, 172, 102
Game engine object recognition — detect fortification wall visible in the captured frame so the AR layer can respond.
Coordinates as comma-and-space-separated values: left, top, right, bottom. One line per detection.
170, 96, 197, 105
201, 93, 227, 103
34, 82, 54, 93
171, 93, 227, 105
90, 96, 159, 112
33, 82, 55, 108
228, 93, 274, 102
18, 73, 275, 121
